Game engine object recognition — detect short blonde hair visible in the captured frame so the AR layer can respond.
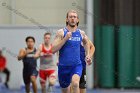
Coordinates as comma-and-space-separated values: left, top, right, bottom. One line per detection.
66, 10, 79, 18
66, 10, 79, 26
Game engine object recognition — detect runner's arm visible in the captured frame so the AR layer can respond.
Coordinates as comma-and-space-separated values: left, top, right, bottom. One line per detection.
89, 39, 95, 58
17, 49, 26, 61
52, 29, 69, 53
34, 45, 42, 59
81, 31, 90, 57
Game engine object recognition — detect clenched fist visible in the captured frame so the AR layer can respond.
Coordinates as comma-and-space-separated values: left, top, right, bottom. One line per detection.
65, 32, 72, 40
85, 55, 92, 65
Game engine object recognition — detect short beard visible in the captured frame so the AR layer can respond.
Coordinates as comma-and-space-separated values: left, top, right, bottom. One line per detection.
68, 22, 77, 27
69, 24, 76, 27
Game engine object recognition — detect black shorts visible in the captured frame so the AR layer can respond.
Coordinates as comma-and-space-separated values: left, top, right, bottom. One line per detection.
23, 68, 38, 85
79, 68, 86, 89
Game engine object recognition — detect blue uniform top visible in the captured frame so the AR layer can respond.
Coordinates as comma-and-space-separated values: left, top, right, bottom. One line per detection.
59, 28, 82, 66
80, 45, 86, 68
22, 48, 37, 70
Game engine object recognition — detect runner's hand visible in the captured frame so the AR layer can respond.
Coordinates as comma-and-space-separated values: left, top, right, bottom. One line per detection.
65, 32, 72, 40
85, 55, 92, 65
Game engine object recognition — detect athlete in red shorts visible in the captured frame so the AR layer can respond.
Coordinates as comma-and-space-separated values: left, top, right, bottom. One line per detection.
34, 33, 56, 93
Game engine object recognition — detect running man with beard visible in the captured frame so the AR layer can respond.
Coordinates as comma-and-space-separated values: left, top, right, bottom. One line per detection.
52, 10, 91, 93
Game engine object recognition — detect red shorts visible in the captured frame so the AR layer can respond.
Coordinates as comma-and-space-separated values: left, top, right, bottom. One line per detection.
39, 69, 56, 83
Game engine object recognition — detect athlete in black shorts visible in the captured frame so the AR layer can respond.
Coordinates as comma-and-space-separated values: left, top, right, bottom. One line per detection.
79, 40, 95, 93
18, 36, 38, 93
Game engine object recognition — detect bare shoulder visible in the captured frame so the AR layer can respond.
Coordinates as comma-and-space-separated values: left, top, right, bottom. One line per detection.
80, 30, 85, 34
55, 29, 64, 39
39, 44, 43, 48
79, 30, 86, 39
19, 48, 26, 54
38, 44, 43, 50
20, 48, 26, 52
57, 29, 64, 35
